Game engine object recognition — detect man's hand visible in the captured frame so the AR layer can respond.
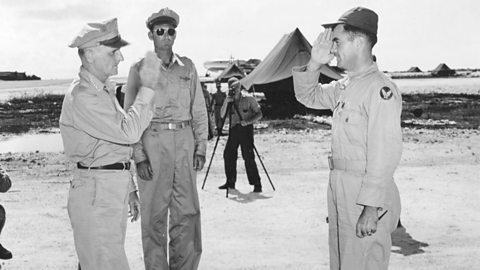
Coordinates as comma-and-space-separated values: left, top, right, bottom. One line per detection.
240, 120, 249, 126
193, 154, 206, 171
136, 160, 153, 180
139, 51, 165, 90
356, 205, 379, 238
128, 191, 140, 222
307, 28, 335, 71
225, 96, 234, 103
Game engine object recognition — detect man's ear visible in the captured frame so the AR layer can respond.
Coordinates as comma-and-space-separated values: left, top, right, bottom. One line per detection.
84, 48, 95, 64
354, 34, 367, 49
148, 31, 153, 40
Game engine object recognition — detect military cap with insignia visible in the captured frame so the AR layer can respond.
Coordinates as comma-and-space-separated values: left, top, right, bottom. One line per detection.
146, 7, 180, 30
69, 18, 129, 49
322, 7, 378, 35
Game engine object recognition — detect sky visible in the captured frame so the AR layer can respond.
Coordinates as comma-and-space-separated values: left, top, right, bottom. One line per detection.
1, 0, 479, 79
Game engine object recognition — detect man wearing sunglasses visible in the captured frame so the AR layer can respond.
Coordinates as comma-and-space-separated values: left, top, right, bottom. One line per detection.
61, 18, 162, 270
124, 7, 207, 270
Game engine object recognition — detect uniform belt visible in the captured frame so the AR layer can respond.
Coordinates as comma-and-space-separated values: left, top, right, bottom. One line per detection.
77, 162, 130, 170
328, 156, 366, 173
150, 121, 190, 130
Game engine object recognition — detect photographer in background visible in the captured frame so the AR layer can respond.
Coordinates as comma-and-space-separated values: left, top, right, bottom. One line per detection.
218, 77, 263, 193
0, 164, 12, 260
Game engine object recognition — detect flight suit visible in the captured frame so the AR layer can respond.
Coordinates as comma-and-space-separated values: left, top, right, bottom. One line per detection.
293, 63, 402, 270
124, 54, 207, 270
60, 67, 155, 270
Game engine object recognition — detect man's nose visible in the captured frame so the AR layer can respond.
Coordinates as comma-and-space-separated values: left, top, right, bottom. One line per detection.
115, 50, 124, 62
330, 44, 337, 54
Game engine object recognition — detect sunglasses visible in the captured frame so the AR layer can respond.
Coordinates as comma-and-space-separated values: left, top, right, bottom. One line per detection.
155, 28, 176, 37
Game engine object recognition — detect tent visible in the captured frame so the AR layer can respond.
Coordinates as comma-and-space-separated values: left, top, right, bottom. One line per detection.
239, 28, 343, 118
240, 28, 341, 89
432, 63, 455, 77
215, 63, 245, 82
407, 66, 422, 72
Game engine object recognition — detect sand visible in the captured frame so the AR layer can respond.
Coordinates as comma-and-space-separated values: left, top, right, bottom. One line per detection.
0, 127, 479, 269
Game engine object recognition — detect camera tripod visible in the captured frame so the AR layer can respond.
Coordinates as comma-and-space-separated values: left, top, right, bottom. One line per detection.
201, 99, 275, 198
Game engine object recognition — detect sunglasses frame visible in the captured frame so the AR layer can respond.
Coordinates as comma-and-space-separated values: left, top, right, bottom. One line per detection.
155, 28, 176, 37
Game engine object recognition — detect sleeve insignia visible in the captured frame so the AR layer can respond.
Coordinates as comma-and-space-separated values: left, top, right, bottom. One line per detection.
380, 86, 393, 100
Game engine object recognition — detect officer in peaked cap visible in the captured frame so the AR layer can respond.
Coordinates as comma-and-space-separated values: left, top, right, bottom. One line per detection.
146, 7, 180, 30
61, 17, 163, 270
69, 18, 129, 49
293, 6, 402, 270
123, 6, 207, 270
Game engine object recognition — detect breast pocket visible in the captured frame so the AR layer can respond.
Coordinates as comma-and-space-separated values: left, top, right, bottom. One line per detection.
343, 109, 367, 146
178, 77, 192, 108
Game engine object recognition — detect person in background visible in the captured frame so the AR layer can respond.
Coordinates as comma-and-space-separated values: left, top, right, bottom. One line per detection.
218, 77, 263, 193
293, 7, 402, 270
60, 18, 161, 270
201, 82, 214, 140
123, 7, 207, 270
211, 81, 226, 135
0, 164, 12, 260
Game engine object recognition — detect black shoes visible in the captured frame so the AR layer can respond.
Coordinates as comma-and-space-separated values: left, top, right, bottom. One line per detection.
253, 185, 262, 193
218, 183, 235, 190
0, 243, 12, 260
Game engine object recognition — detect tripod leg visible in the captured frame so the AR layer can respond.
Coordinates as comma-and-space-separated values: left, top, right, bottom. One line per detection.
201, 134, 222, 189
253, 145, 275, 191
202, 102, 233, 190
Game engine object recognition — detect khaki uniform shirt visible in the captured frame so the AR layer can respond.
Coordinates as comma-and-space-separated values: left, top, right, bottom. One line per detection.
293, 63, 402, 209
123, 53, 208, 163
222, 92, 262, 127
60, 67, 155, 167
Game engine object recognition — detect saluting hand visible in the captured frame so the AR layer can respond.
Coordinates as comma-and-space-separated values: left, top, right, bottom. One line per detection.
308, 28, 334, 71
139, 51, 165, 90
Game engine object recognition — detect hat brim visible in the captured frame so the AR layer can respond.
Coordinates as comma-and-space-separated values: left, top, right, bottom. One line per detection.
99, 35, 130, 48
321, 20, 345, 29
148, 16, 178, 28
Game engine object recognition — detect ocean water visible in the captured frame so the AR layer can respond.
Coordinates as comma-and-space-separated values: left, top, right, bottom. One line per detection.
0, 77, 479, 102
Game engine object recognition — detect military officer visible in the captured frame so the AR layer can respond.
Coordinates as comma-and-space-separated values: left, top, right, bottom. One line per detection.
293, 7, 402, 270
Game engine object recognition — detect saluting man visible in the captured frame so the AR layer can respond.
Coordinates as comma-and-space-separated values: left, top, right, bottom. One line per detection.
123, 7, 207, 270
61, 18, 162, 270
293, 7, 402, 270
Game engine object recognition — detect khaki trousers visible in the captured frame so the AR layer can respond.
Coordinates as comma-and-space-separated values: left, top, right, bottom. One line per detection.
138, 126, 202, 270
68, 168, 131, 270
328, 169, 401, 270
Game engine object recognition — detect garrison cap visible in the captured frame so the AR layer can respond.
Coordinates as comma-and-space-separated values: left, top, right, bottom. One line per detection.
146, 7, 180, 29
69, 18, 129, 49
228, 77, 240, 87
322, 7, 378, 35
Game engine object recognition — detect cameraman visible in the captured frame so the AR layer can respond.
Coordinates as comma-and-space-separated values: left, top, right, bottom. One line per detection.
218, 77, 263, 193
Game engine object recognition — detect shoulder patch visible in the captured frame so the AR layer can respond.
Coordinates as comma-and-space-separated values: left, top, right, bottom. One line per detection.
379, 86, 393, 100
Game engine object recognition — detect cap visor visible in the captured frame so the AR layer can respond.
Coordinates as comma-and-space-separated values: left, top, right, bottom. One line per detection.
149, 17, 177, 28
321, 21, 342, 29
100, 36, 129, 48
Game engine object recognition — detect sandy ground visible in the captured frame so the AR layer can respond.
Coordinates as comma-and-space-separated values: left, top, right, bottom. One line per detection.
0, 127, 479, 269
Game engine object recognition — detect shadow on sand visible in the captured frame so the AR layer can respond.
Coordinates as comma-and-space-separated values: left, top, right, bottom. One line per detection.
226, 189, 272, 204
391, 225, 429, 256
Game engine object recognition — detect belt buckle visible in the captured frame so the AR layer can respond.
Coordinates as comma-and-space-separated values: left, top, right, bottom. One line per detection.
168, 123, 175, 130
